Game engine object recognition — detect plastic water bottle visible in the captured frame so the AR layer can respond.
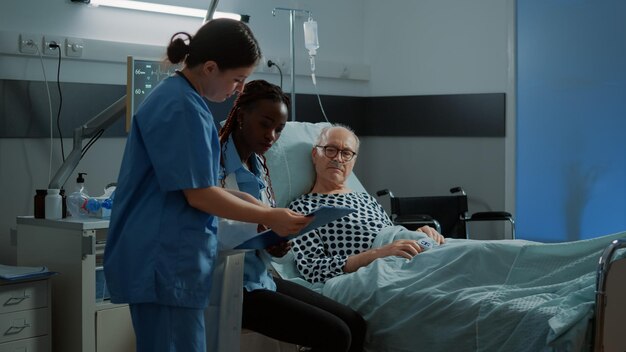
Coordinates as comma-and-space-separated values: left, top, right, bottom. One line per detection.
85, 198, 102, 213
45, 188, 63, 220
100, 194, 114, 219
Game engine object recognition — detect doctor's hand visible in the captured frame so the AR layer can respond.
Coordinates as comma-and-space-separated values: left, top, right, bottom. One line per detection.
416, 226, 445, 244
263, 208, 313, 237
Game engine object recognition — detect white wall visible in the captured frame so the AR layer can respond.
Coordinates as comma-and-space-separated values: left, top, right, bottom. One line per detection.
0, 0, 514, 263
355, 0, 515, 238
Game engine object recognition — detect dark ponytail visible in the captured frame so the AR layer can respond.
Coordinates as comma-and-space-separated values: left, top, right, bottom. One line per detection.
166, 18, 261, 70
166, 32, 191, 64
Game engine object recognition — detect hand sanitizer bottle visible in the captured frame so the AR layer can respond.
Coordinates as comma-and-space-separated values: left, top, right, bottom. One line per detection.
67, 172, 90, 218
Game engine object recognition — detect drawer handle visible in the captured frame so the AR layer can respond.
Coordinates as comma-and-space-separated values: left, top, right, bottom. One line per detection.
3, 293, 31, 306
4, 320, 31, 336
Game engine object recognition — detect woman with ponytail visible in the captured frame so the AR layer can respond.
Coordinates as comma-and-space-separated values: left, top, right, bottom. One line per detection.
218, 80, 366, 352
104, 20, 311, 352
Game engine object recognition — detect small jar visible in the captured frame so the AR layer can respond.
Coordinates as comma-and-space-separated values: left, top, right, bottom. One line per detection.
34, 189, 47, 219
45, 189, 63, 220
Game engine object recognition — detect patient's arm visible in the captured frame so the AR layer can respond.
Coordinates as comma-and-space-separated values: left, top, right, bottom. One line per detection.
291, 230, 350, 283
344, 240, 423, 273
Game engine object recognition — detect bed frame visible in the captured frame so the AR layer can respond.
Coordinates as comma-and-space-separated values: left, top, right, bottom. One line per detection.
593, 238, 626, 352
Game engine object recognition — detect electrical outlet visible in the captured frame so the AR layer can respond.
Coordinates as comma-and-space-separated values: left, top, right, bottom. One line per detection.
65, 37, 84, 58
267, 58, 288, 72
42, 35, 63, 56
19, 33, 40, 54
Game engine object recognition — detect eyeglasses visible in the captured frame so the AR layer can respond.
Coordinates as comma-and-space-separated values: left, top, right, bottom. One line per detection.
315, 145, 357, 162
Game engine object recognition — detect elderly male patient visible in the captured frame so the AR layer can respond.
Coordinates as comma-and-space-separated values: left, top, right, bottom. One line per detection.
288, 124, 445, 283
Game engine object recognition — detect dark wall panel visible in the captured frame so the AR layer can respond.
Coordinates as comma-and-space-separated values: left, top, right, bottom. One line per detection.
1, 79, 505, 138
295, 93, 505, 137
0, 80, 127, 138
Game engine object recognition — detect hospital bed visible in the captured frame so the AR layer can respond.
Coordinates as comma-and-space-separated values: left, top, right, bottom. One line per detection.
213, 121, 626, 352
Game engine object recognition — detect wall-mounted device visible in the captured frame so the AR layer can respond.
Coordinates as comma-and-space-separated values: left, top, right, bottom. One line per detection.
125, 57, 181, 131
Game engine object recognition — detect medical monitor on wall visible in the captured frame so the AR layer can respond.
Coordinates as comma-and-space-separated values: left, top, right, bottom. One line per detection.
125, 56, 181, 130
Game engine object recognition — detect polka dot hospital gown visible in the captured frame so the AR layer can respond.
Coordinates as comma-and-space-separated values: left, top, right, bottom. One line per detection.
289, 192, 394, 283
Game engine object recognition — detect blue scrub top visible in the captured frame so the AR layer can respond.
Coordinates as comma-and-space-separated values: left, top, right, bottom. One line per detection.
221, 136, 277, 292
104, 74, 220, 309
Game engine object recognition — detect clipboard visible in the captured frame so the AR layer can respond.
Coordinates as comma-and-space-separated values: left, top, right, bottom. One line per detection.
234, 205, 356, 249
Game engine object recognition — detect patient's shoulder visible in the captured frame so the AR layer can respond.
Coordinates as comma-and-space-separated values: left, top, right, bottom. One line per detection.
288, 192, 339, 213
288, 191, 373, 212
287, 194, 315, 213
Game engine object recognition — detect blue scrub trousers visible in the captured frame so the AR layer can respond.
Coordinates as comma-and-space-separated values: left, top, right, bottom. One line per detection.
129, 303, 206, 352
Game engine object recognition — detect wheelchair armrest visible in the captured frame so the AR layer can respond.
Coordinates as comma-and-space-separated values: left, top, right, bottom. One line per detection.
376, 189, 391, 197
466, 211, 513, 221
393, 214, 441, 233
394, 214, 435, 223
465, 212, 515, 240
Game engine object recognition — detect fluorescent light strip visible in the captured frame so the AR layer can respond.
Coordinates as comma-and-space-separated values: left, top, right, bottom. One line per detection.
89, 0, 241, 20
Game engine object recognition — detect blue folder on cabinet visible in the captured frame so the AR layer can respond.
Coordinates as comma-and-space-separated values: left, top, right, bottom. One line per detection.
0, 264, 56, 281
235, 205, 356, 249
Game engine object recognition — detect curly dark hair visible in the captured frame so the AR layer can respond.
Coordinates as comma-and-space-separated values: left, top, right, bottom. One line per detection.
218, 80, 290, 207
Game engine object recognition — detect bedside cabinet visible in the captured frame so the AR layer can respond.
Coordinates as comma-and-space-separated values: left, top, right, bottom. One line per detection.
0, 277, 51, 352
16, 217, 135, 352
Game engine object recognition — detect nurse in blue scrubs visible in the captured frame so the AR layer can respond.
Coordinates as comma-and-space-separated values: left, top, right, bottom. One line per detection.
218, 80, 366, 352
103, 19, 311, 352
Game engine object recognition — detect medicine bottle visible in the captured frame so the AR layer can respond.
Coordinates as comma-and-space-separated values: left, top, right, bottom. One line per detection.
34, 189, 47, 219
45, 188, 63, 220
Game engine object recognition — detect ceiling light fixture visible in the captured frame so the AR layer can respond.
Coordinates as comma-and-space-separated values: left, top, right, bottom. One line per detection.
72, 0, 245, 22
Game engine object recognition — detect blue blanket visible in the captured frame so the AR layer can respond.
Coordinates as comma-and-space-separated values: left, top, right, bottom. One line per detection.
277, 227, 626, 352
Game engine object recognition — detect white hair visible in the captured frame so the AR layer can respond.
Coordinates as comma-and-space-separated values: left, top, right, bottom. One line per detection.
315, 124, 360, 152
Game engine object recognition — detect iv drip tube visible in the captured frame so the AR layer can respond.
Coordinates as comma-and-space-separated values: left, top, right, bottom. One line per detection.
272, 7, 311, 121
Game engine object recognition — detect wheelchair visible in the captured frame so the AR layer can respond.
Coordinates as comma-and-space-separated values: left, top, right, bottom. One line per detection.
376, 187, 515, 239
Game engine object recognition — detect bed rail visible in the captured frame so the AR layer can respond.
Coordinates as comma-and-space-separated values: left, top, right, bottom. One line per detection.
594, 238, 626, 352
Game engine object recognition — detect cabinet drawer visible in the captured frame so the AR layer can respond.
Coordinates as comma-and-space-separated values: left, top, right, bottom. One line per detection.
0, 335, 50, 352
0, 308, 49, 344
0, 281, 48, 314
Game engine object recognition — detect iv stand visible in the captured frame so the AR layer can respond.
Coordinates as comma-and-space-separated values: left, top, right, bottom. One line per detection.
272, 7, 311, 121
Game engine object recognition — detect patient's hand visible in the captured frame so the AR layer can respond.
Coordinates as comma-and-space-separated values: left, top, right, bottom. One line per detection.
416, 226, 446, 244
345, 239, 422, 273
266, 241, 292, 257
377, 240, 423, 260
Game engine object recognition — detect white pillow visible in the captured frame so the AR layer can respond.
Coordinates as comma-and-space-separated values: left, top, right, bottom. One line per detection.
265, 121, 366, 208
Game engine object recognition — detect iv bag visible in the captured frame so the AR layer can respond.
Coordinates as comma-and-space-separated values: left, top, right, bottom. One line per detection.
304, 19, 319, 56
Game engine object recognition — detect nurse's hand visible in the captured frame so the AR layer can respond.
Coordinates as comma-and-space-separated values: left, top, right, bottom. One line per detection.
264, 208, 313, 237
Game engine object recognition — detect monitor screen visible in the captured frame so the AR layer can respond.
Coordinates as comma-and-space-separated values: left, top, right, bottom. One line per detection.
125, 56, 181, 131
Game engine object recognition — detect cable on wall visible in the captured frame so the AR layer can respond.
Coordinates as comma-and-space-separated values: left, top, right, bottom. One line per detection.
32, 42, 55, 184
267, 60, 283, 89
50, 43, 66, 162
